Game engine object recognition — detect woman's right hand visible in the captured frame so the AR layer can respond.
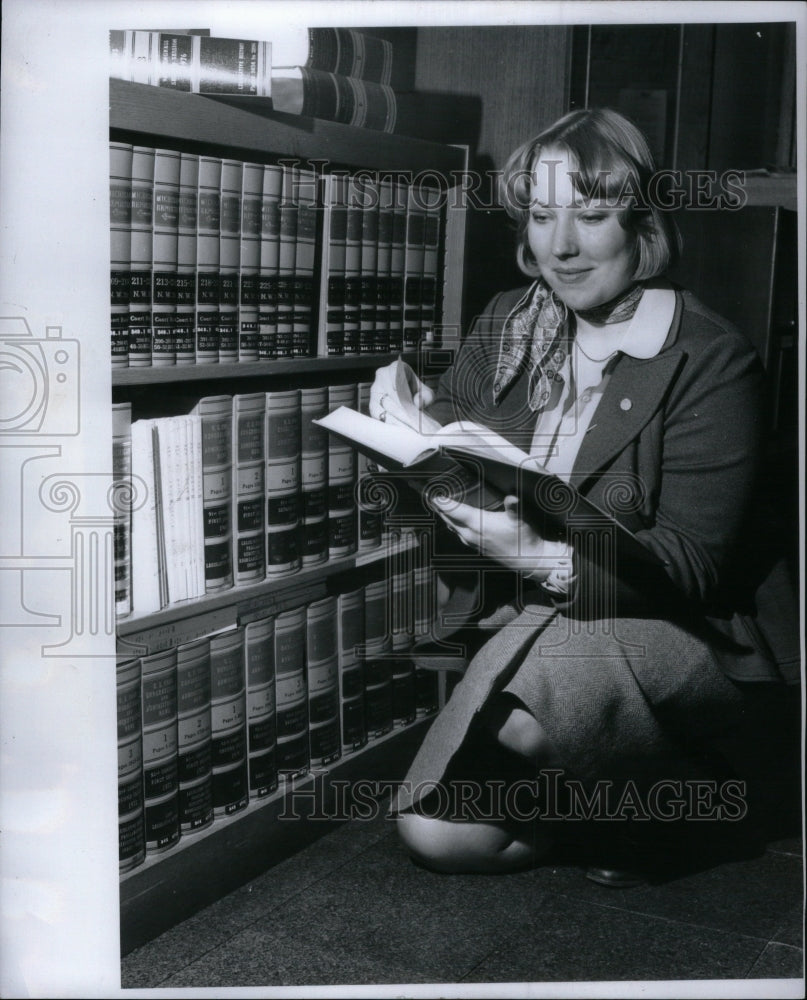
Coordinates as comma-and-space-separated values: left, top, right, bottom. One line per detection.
368, 360, 441, 433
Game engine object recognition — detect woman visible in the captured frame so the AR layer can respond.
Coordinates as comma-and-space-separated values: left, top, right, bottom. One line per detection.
369, 108, 799, 882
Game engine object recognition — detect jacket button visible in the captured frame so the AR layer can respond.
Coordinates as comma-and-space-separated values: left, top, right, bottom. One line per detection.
620, 398, 632, 411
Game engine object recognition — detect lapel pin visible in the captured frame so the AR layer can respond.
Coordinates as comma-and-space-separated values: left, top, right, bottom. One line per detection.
620, 398, 632, 411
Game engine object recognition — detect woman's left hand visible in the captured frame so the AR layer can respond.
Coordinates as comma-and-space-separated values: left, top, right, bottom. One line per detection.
430, 494, 546, 574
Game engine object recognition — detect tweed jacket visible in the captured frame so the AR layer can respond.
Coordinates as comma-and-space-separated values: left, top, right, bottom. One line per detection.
422, 284, 800, 685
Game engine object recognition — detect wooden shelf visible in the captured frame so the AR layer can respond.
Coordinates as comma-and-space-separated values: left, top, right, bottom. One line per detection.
117, 533, 420, 656
111, 351, 420, 387
110, 79, 467, 176
120, 716, 432, 954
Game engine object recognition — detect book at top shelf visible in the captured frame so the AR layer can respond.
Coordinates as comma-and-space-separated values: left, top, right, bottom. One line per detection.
152, 148, 181, 366
316, 173, 348, 357
271, 68, 397, 133
238, 161, 264, 362
258, 164, 283, 360
195, 156, 222, 364
110, 30, 271, 96
218, 159, 243, 363
129, 146, 155, 367
293, 167, 319, 357
271, 27, 394, 85
358, 176, 380, 355
176, 152, 199, 365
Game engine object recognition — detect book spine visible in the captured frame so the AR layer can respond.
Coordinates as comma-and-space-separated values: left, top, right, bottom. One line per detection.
232, 393, 267, 585
346, 29, 393, 86
356, 383, 384, 551
193, 395, 234, 592
305, 596, 342, 768
141, 647, 180, 853
375, 178, 393, 354
238, 162, 263, 362
154, 417, 192, 604
337, 587, 367, 753
345, 76, 397, 133
128, 30, 159, 86
358, 176, 379, 355
404, 183, 426, 350
176, 153, 199, 364
245, 617, 278, 797
195, 155, 221, 364
218, 158, 242, 363
265, 389, 301, 576
154, 32, 194, 90
316, 173, 347, 357
128, 145, 155, 367
197, 37, 271, 97
363, 578, 393, 739
388, 179, 407, 353
152, 148, 181, 366
176, 636, 214, 833
110, 141, 132, 368
275, 164, 297, 358
292, 167, 318, 357
209, 627, 249, 816
299, 387, 329, 567
112, 402, 133, 619
327, 384, 358, 559
188, 414, 206, 599
421, 185, 444, 345
390, 541, 417, 726
130, 419, 162, 615
258, 164, 282, 359
117, 656, 146, 872
343, 176, 362, 355
274, 605, 309, 778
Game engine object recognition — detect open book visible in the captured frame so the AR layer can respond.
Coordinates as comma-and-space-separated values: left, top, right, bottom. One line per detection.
314, 406, 662, 568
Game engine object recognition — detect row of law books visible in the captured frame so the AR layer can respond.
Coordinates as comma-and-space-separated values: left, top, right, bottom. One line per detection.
113, 380, 428, 621
110, 144, 445, 368
118, 564, 439, 873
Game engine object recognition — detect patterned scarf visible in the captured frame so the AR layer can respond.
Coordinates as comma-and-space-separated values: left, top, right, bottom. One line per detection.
492, 280, 644, 410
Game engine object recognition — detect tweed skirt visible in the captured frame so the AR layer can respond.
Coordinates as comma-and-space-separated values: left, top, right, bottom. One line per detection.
393, 601, 749, 815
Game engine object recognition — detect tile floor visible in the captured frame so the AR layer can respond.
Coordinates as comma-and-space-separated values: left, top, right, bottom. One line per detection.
121, 797, 804, 992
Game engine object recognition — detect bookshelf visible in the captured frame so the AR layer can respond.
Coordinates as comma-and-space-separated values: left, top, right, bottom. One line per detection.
111, 79, 468, 950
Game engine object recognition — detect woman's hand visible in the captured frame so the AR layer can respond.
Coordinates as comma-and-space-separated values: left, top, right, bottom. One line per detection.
368, 360, 442, 434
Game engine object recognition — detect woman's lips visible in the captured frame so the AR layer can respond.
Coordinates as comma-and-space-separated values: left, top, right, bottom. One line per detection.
552, 268, 593, 284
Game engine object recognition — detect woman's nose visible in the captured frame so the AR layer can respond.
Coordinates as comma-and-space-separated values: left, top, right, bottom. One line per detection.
551, 217, 578, 259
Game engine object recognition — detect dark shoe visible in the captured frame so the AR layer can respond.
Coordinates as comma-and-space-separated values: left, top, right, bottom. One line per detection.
585, 864, 647, 888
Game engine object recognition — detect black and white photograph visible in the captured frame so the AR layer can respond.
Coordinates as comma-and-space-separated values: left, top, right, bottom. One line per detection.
0, 2, 804, 997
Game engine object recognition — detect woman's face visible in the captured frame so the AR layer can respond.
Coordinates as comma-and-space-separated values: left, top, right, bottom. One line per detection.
527, 148, 637, 311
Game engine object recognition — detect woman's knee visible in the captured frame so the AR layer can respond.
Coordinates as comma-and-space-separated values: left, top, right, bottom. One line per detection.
396, 811, 511, 873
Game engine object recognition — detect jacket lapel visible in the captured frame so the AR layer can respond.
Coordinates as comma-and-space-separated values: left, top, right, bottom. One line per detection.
569, 349, 685, 491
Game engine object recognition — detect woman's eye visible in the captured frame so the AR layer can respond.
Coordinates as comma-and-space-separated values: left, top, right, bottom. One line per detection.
530, 213, 550, 224
580, 213, 606, 224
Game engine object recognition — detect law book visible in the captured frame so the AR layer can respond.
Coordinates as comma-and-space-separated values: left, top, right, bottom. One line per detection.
356, 382, 384, 552
273, 605, 309, 778
375, 178, 394, 354
299, 387, 329, 567
336, 587, 367, 754
292, 167, 318, 357
218, 158, 243, 363
130, 418, 162, 616
232, 392, 266, 586
314, 387, 663, 570
244, 616, 278, 798
140, 647, 180, 854
116, 31, 271, 95
326, 384, 358, 559
358, 175, 379, 355
363, 578, 394, 740
195, 155, 222, 364
187, 413, 206, 600
209, 627, 249, 816
110, 141, 132, 368
388, 179, 407, 353
420, 185, 444, 346
305, 596, 342, 768
117, 656, 146, 873
403, 183, 426, 351
238, 161, 263, 362
390, 545, 417, 726
175, 636, 214, 833
154, 415, 202, 604
128, 145, 155, 367
112, 401, 133, 620
176, 152, 199, 364
265, 389, 302, 577
316, 173, 347, 357
273, 163, 297, 359
258, 164, 282, 359
271, 27, 393, 85
270, 68, 396, 132
151, 148, 181, 365
192, 395, 234, 592
343, 176, 363, 355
